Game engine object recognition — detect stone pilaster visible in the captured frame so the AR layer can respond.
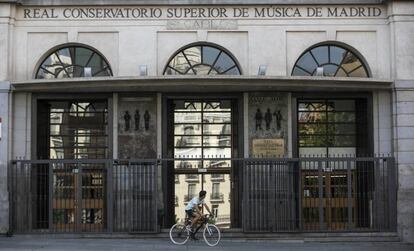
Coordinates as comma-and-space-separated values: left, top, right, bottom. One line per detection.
0, 2, 14, 234
0, 82, 11, 234
389, 0, 414, 243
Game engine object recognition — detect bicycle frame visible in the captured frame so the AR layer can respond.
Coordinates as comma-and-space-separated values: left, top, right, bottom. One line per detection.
191, 216, 210, 235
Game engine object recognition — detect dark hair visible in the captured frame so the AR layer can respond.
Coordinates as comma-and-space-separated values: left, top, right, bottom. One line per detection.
199, 190, 207, 197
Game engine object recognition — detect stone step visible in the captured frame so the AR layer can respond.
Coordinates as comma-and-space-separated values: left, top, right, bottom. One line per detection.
11, 231, 400, 243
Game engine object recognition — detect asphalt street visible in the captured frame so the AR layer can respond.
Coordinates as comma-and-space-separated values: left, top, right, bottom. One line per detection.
0, 237, 413, 251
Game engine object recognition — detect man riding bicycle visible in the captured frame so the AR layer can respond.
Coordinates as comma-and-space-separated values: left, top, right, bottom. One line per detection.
185, 190, 213, 239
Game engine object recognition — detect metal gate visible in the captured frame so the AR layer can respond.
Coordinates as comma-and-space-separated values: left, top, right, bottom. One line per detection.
242, 159, 299, 232
242, 157, 397, 233
112, 160, 158, 233
9, 159, 158, 233
10, 157, 396, 233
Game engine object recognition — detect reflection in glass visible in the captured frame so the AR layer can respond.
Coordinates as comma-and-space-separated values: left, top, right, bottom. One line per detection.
46, 101, 108, 159
203, 136, 231, 147
164, 44, 241, 75
202, 46, 220, 65
174, 148, 202, 159
52, 166, 106, 230
174, 174, 231, 228
36, 46, 112, 79
174, 124, 202, 135
53, 209, 75, 224
204, 160, 231, 169
203, 124, 231, 135
298, 99, 356, 156
296, 52, 318, 73
203, 148, 231, 158
174, 101, 202, 111
82, 209, 103, 224
204, 101, 231, 111
174, 160, 202, 169
174, 100, 232, 169
174, 113, 202, 123
330, 46, 347, 65
184, 46, 202, 66
203, 113, 231, 123
299, 124, 327, 135
298, 102, 327, 111
312, 46, 329, 65
328, 112, 355, 122
292, 45, 369, 77
175, 136, 202, 147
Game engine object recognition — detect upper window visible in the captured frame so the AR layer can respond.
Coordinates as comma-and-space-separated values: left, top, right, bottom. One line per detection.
292, 44, 369, 78
164, 44, 241, 75
35, 45, 113, 79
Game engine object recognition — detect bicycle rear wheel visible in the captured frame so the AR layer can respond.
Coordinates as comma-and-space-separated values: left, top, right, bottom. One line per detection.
169, 223, 190, 245
203, 224, 221, 246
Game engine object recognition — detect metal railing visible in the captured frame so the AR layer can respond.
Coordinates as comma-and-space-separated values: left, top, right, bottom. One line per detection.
9, 159, 158, 234
242, 156, 397, 233
9, 156, 397, 234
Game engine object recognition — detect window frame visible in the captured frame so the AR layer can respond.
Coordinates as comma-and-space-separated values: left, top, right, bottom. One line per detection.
291, 93, 373, 158
297, 99, 357, 155
34, 44, 113, 79
291, 43, 371, 78
163, 43, 242, 76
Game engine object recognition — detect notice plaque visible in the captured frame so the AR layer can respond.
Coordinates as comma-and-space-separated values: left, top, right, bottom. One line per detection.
252, 138, 285, 157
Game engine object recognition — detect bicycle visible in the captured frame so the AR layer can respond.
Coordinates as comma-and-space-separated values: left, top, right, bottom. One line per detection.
169, 214, 221, 246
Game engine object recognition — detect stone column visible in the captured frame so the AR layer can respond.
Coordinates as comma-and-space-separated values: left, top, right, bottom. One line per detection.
0, 2, 14, 234
389, 0, 414, 243
0, 82, 10, 234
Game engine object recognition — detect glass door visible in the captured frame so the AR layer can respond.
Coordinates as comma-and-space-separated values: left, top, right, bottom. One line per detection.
172, 100, 233, 228
37, 100, 108, 232
52, 165, 106, 232
298, 99, 359, 230
301, 171, 355, 230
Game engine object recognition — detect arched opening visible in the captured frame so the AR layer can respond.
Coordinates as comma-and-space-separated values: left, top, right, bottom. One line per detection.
163, 43, 242, 75
292, 42, 370, 78
35, 43, 113, 79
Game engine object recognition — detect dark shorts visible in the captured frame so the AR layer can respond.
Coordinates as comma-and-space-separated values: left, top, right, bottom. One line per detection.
185, 209, 194, 218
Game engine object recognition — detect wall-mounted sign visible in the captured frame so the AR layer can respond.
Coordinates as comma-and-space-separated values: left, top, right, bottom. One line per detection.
167, 19, 237, 30
19, 6, 385, 20
252, 138, 285, 157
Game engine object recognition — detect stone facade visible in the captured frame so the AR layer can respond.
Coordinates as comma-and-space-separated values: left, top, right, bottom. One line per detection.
0, 0, 413, 242
389, 2, 414, 243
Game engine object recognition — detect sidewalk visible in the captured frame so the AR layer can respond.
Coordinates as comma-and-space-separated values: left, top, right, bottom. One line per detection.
0, 237, 413, 251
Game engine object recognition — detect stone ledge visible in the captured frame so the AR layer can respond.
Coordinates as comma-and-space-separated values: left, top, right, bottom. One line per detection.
0, 0, 387, 6
10, 76, 393, 93
4, 232, 401, 242
0, 81, 10, 93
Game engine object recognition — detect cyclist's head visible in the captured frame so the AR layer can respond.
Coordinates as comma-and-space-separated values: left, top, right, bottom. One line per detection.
199, 190, 207, 199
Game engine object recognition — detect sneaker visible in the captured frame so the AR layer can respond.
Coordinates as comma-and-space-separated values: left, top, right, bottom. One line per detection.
185, 225, 193, 233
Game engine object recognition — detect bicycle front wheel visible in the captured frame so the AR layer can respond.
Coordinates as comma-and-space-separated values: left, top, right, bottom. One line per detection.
169, 223, 190, 245
203, 224, 221, 246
